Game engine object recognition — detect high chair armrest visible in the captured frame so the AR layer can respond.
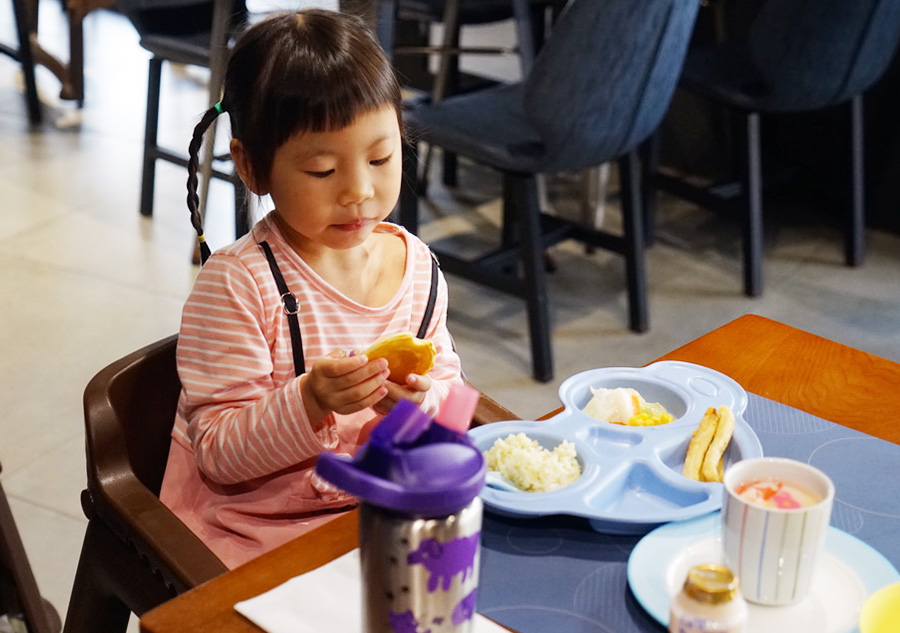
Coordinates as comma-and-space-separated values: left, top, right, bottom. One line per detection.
85, 475, 227, 591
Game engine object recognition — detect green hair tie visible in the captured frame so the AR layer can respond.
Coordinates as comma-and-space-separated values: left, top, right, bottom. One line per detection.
213, 101, 224, 115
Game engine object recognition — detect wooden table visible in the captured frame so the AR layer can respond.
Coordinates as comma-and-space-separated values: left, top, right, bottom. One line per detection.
140, 314, 900, 633
656, 314, 900, 445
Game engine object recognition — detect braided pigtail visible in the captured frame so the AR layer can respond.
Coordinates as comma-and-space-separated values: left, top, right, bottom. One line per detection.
186, 103, 223, 265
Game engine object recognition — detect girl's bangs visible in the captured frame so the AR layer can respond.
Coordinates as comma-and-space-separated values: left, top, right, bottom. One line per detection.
272, 66, 400, 141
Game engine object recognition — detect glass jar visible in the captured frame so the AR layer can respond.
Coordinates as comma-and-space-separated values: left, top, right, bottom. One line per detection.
669, 564, 748, 633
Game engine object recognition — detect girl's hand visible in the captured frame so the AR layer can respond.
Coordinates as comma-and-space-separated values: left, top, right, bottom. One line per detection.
373, 373, 433, 416
300, 352, 390, 425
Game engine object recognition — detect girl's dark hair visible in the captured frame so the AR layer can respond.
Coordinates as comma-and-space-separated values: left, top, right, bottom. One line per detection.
187, 9, 403, 262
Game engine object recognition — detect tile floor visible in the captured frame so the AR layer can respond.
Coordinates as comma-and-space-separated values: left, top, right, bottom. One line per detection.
1, 2, 899, 630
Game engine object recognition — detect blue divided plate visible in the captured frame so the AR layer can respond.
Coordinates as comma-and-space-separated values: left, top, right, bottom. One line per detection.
467, 361, 764, 534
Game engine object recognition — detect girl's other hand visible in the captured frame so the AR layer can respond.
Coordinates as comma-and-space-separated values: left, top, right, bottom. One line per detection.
372, 373, 433, 416
301, 351, 390, 425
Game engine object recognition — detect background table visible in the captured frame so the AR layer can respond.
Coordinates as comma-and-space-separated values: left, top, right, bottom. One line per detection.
139, 314, 900, 633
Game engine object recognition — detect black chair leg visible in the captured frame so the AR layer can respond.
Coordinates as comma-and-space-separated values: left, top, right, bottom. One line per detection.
739, 111, 763, 297
501, 182, 516, 249
442, 152, 458, 188
507, 173, 553, 383
847, 94, 865, 267
440, 36, 460, 189
618, 151, 649, 333
639, 135, 659, 246
399, 140, 420, 235
140, 57, 163, 218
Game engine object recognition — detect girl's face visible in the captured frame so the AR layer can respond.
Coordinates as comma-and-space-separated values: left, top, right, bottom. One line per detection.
262, 105, 403, 256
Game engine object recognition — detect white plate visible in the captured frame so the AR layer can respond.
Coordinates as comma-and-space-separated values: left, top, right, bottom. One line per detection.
627, 512, 900, 633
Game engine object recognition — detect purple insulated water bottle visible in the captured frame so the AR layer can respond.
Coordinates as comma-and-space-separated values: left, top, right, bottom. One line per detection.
315, 385, 486, 633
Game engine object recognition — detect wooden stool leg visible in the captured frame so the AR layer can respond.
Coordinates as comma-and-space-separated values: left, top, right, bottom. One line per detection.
11, 0, 42, 124
64, 6, 85, 105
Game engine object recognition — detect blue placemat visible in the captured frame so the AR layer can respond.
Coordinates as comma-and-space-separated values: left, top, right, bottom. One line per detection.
476, 393, 900, 633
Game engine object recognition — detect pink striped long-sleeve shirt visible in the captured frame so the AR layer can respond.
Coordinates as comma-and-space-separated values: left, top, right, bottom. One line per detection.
159, 213, 462, 567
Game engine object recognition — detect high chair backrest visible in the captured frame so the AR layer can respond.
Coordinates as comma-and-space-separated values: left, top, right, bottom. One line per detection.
84, 335, 182, 501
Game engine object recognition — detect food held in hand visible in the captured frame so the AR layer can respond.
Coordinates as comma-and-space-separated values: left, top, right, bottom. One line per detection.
735, 478, 821, 509
582, 386, 674, 426
365, 332, 436, 382
483, 433, 581, 492
683, 406, 735, 483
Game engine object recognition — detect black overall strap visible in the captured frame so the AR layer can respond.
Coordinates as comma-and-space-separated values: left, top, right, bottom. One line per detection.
417, 251, 440, 339
259, 241, 305, 376
259, 242, 439, 377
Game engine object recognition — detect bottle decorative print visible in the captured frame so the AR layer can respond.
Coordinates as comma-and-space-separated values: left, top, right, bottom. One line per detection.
316, 386, 485, 633
359, 498, 483, 633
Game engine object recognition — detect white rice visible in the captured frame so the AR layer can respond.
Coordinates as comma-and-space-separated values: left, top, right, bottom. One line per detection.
484, 432, 582, 492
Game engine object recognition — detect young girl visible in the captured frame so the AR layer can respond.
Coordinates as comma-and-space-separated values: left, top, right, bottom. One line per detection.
159, 8, 463, 569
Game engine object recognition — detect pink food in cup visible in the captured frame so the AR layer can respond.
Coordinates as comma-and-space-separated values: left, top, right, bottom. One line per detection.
734, 478, 821, 509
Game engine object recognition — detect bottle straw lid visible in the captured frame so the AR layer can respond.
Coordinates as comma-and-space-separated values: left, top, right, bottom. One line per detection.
315, 399, 485, 517
434, 384, 480, 433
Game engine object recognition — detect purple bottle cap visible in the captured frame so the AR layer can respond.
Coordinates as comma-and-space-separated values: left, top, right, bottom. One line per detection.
315, 399, 485, 517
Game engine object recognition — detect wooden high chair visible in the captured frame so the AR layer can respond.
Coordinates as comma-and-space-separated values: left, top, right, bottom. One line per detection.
63, 335, 515, 633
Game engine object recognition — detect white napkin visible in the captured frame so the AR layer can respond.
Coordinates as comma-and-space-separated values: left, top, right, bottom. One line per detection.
234, 550, 509, 633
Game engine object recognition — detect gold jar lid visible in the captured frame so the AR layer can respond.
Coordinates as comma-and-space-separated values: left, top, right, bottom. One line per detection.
683, 564, 740, 604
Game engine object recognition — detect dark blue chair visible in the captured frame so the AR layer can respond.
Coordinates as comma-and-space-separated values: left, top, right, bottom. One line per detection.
650, 0, 900, 296
378, 0, 566, 191
399, 0, 701, 382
